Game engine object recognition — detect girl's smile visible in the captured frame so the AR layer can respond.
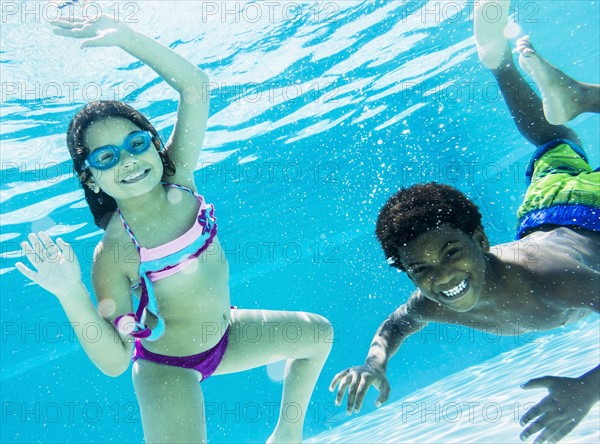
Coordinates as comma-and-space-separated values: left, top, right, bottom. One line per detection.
83, 117, 164, 200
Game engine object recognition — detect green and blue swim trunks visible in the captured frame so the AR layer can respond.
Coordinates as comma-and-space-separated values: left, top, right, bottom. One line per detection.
516, 139, 599, 239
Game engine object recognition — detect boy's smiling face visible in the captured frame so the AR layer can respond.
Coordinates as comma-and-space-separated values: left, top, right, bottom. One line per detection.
398, 223, 490, 312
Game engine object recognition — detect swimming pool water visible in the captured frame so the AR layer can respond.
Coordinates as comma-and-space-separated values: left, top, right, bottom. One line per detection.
1, 1, 599, 443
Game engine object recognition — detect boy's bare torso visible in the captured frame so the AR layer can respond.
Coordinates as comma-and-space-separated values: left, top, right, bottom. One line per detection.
411, 227, 599, 333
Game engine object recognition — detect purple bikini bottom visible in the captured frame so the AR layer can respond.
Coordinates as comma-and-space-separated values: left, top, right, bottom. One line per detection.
132, 328, 229, 382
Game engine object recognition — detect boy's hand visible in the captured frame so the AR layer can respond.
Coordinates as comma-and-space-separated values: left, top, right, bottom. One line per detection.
519, 375, 598, 443
51, 14, 134, 49
329, 364, 390, 415
16, 232, 83, 300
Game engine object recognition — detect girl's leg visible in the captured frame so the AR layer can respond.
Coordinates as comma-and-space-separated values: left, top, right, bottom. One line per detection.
132, 359, 207, 443
474, 0, 581, 146
213, 309, 333, 443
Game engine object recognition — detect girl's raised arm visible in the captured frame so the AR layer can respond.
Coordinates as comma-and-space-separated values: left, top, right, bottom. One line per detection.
52, 14, 210, 175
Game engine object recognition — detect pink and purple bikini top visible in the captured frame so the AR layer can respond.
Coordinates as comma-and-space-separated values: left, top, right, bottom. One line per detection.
113, 183, 217, 341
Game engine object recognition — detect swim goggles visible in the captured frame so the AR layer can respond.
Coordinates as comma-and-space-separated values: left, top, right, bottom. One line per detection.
84, 131, 153, 170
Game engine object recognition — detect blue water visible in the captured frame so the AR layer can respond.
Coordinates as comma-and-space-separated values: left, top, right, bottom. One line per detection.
307, 320, 600, 443
1, 1, 599, 443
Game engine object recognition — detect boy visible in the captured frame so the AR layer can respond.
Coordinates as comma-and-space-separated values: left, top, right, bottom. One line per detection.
331, 2, 599, 443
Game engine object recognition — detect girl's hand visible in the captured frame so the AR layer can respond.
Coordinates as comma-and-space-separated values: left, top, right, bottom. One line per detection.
16, 232, 84, 300
51, 14, 135, 48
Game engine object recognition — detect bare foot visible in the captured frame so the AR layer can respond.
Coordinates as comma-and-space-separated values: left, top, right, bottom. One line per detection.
517, 36, 584, 125
474, 0, 512, 69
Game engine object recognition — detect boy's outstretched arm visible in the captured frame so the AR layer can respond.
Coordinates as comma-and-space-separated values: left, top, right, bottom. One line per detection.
520, 364, 599, 443
330, 291, 428, 415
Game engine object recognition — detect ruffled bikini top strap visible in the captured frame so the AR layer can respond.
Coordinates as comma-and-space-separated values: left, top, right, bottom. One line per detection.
114, 182, 196, 341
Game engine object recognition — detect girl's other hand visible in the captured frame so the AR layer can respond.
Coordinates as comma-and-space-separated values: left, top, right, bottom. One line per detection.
16, 232, 84, 300
51, 13, 135, 48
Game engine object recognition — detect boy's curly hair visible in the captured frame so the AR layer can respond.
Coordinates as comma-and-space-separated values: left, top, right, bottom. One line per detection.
375, 182, 483, 271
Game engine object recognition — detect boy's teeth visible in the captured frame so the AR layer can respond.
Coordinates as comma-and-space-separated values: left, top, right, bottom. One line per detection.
442, 279, 467, 297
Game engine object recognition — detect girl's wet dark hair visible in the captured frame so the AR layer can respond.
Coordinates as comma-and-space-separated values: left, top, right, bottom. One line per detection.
375, 182, 483, 272
67, 100, 175, 229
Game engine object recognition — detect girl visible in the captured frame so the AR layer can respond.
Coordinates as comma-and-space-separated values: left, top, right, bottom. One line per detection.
16, 13, 332, 444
